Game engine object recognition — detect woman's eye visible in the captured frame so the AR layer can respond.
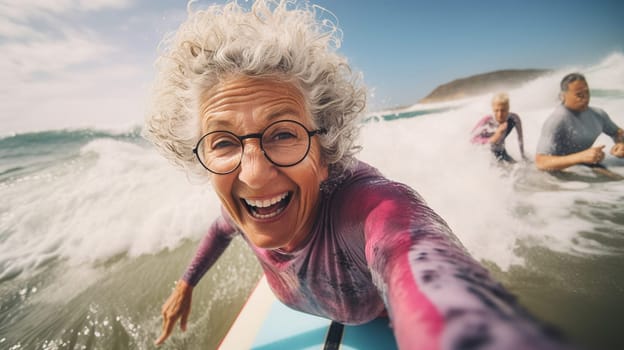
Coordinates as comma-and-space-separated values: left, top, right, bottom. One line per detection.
272, 131, 296, 141
212, 138, 238, 150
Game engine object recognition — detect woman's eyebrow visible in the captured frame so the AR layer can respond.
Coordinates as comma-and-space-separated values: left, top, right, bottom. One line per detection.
202, 107, 304, 132
265, 107, 301, 121
202, 119, 233, 132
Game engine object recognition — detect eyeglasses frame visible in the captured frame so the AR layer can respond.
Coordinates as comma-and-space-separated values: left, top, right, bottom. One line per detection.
193, 119, 326, 175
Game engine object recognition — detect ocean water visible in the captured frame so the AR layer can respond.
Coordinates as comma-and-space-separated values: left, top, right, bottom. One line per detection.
1, 53, 623, 350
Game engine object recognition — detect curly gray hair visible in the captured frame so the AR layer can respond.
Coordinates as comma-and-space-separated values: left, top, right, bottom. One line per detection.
143, 0, 366, 178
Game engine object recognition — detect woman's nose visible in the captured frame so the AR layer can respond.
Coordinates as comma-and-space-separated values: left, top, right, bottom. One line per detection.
238, 142, 277, 188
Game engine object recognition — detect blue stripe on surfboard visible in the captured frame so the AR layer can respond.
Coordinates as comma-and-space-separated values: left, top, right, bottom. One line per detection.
252, 301, 330, 350
341, 318, 397, 350
251, 300, 398, 350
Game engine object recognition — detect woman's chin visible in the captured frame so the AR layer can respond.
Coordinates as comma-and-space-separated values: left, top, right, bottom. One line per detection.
248, 235, 287, 250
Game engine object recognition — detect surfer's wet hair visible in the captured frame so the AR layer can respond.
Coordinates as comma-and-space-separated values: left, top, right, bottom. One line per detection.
491, 92, 509, 105
560, 72, 586, 92
144, 0, 366, 178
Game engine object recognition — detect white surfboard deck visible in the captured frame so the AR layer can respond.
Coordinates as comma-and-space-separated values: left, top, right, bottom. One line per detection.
219, 275, 398, 350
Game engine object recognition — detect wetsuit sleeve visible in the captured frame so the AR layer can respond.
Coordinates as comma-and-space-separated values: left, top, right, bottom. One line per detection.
360, 182, 569, 349
511, 114, 526, 157
594, 107, 620, 140
470, 116, 494, 144
181, 211, 239, 286
536, 110, 565, 155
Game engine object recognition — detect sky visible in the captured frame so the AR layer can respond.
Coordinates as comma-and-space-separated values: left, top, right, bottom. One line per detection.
0, 0, 622, 134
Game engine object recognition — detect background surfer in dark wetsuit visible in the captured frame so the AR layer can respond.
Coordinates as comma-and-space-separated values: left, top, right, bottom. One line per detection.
471, 92, 527, 163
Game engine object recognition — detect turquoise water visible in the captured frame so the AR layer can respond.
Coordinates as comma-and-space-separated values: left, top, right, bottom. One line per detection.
364, 106, 457, 122
1, 54, 624, 349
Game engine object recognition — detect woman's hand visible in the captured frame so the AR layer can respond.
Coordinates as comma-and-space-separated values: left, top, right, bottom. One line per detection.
489, 122, 508, 144
155, 280, 193, 345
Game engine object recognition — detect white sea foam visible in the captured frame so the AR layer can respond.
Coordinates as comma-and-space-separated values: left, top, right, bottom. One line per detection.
0, 137, 220, 281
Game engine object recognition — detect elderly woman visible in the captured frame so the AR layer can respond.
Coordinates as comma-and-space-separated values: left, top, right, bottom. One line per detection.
145, 1, 570, 349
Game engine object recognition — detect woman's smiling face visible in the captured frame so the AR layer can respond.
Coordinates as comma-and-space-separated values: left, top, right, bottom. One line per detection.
198, 76, 328, 251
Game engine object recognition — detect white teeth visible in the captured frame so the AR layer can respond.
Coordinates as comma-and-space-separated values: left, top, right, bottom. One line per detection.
253, 207, 285, 219
244, 192, 288, 208
243, 192, 289, 220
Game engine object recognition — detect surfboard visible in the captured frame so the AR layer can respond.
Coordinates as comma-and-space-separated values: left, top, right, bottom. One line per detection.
219, 275, 398, 350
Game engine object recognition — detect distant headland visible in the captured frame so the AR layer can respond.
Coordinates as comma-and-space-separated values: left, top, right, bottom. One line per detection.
419, 69, 552, 104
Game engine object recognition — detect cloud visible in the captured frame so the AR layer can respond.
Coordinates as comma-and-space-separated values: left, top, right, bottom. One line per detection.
78, 0, 133, 11
0, 0, 135, 76
1, 34, 115, 79
0, 16, 43, 39
0, 0, 150, 135
0, 0, 133, 17
0, 60, 150, 134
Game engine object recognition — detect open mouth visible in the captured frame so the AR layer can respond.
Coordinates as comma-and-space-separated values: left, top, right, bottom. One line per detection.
242, 192, 292, 219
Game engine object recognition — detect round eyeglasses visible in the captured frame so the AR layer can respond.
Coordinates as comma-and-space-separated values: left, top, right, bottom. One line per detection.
193, 120, 326, 174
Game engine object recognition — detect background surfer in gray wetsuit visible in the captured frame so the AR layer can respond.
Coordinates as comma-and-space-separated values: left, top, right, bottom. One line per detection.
470, 92, 526, 163
535, 73, 624, 178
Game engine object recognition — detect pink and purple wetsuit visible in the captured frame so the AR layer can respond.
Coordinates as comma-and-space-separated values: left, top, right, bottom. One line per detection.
471, 114, 525, 163
183, 161, 569, 349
